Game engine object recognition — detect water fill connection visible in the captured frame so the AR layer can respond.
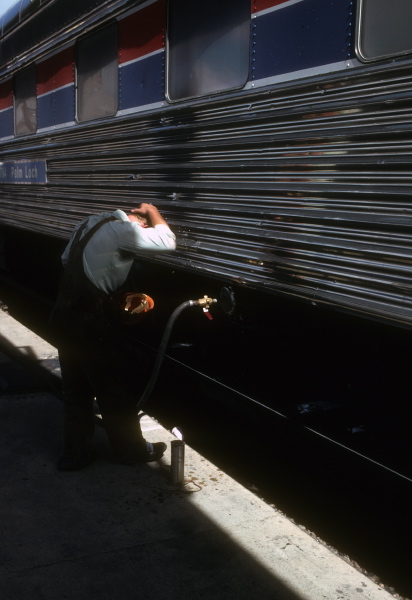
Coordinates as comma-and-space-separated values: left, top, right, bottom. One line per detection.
136, 295, 217, 414
134, 296, 217, 484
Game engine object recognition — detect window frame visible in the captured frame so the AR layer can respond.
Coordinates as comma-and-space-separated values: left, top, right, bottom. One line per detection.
75, 21, 119, 123
13, 65, 37, 137
356, 0, 412, 63
166, 0, 251, 103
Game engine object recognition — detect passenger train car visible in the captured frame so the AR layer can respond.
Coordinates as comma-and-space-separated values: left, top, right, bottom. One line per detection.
1, 0, 412, 444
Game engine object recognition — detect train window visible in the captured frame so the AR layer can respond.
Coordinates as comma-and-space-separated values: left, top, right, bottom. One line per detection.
77, 23, 118, 122
167, 0, 250, 101
357, 0, 412, 61
14, 66, 37, 136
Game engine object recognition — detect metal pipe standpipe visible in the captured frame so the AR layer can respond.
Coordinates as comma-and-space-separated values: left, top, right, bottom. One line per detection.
171, 439, 185, 485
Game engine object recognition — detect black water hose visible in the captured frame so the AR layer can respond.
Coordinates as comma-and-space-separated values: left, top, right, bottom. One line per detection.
136, 298, 215, 413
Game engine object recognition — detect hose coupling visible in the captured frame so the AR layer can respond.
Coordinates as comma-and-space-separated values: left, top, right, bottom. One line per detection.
190, 295, 217, 320
192, 295, 217, 309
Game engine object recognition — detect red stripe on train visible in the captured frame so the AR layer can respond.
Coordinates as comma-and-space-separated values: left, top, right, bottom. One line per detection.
37, 46, 75, 96
253, 0, 290, 13
119, 0, 166, 65
0, 79, 13, 111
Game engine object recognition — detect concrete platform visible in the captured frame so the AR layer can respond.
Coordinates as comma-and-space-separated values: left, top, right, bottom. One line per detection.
0, 308, 398, 600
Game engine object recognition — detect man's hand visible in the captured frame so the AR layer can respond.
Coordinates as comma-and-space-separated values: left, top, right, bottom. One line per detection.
130, 204, 169, 227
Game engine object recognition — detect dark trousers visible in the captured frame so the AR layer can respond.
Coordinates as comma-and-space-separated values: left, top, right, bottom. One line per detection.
58, 332, 149, 463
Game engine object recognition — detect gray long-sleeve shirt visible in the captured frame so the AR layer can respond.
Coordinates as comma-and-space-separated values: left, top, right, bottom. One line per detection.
61, 209, 176, 293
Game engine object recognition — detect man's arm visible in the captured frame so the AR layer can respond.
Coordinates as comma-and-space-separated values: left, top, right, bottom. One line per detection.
129, 203, 169, 227
122, 204, 176, 252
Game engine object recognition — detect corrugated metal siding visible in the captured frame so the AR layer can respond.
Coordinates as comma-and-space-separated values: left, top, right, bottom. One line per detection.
2, 60, 412, 326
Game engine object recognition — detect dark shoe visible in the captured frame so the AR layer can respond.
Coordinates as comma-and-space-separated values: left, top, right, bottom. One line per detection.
140, 441, 167, 462
113, 442, 167, 465
57, 449, 94, 471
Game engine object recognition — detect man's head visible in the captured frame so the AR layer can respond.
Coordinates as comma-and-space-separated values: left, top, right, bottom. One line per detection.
127, 213, 148, 227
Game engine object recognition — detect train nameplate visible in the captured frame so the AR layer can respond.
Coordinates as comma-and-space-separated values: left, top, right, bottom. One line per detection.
0, 160, 46, 184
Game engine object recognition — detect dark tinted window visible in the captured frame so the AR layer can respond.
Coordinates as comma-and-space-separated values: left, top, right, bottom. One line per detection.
168, 0, 250, 101
77, 23, 118, 122
14, 66, 37, 136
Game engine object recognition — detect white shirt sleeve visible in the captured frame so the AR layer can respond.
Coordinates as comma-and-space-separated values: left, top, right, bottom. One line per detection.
118, 222, 176, 253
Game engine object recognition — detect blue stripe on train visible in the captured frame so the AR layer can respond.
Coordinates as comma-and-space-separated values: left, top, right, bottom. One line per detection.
37, 85, 75, 130
252, 0, 352, 81
0, 108, 13, 139
119, 52, 164, 111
